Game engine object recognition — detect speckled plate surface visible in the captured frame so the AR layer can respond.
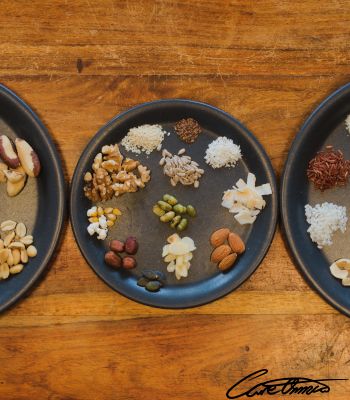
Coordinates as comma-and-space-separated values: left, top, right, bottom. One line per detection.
0, 84, 66, 312
281, 83, 350, 317
70, 99, 278, 308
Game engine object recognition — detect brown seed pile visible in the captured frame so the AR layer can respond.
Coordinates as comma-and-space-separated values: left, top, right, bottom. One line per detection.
174, 118, 202, 144
307, 145, 350, 191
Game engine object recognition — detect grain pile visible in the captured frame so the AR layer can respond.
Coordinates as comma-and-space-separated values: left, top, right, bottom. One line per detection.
121, 124, 168, 155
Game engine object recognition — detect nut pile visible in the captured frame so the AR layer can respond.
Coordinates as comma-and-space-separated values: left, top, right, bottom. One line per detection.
137, 270, 165, 292
329, 258, 350, 286
0, 220, 37, 279
104, 237, 138, 269
159, 148, 204, 188
174, 118, 202, 144
83, 144, 151, 202
86, 206, 122, 240
153, 194, 196, 231
0, 135, 41, 197
210, 228, 245, 271
162, 233, 196, 280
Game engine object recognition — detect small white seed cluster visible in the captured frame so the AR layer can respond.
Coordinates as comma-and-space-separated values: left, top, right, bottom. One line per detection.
0, 220, 37, 280
86, 206, 122, 240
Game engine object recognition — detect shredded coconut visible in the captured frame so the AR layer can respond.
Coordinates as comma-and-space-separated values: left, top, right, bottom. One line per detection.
205, 136, 242, 168
121, 124, 168, 155
305, 202, 347, 249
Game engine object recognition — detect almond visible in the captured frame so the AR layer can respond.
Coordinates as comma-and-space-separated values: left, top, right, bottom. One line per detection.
210, 228, 230, 247
210, 244, 232, 263
228, 232, 245, 254
218, 253, 237, 271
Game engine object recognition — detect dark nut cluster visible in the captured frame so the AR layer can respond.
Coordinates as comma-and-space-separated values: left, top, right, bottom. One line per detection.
104, 236, 139, 270
0, 135, 41, 197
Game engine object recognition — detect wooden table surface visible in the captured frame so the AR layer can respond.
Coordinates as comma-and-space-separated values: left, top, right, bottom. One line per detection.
1, 1, 350, 399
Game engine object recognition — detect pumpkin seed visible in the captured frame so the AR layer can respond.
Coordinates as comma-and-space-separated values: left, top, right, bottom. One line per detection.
146, 280, 162, 292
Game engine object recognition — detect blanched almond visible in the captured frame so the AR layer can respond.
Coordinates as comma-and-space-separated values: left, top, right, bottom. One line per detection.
27, 245, 37, 258
20, 249, 28, 264
7, 174, 27, 197
15, 222, 26, 238
1, 220, 16, 231
10, 264, 23, 274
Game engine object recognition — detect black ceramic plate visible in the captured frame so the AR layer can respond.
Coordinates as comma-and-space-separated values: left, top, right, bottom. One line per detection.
281, 83, 350, 317
70, 99, 277, 308
0, 84, 66, 312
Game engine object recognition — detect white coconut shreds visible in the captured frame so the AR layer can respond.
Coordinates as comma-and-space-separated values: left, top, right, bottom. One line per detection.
345, 114, 350, 134
121, 124, 169, 155
205, 136, 242, 168
305, 202, 348, 249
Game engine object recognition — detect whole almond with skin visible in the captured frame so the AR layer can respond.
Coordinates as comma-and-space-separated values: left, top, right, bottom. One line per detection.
218, 253, 237, 271
210, 228, 230, 247
210, 244, 232, 263
228, 232, 245, 254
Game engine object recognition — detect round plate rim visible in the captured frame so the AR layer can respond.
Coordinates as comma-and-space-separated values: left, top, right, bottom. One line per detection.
0, 84, 67, 313
281, 82, 350, 317
70, 98, 278, 309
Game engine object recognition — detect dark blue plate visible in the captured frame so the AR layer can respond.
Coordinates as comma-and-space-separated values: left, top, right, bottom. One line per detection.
70, 99, 277, 308
281, 83, 350, 317
0, 84, 66, 312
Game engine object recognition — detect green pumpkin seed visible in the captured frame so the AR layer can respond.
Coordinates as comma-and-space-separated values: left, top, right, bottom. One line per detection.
173, 204, 186, 214
186, 205, 196, 217
137, 277, 149, 287
163, 194, 178, 206
160, 211, 175, 222
170, 215, 181, 229
146, 280, 162, 292
157, 200, 173, 211
153, 204, 165, 217
177, 218, 188, 231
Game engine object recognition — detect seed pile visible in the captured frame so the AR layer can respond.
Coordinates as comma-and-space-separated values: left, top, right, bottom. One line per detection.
86, 206, 122, 240
307, 145, 350, 191
174, 118, 201, 144
84, 144, 151, 202
153, 194, 196, 231
121, 124, 168, 155
137, 270, 165, 292
305, 202, 347, 249
205, 136, 241, 169
160, 148, 204, 187
0, 220, 37, 280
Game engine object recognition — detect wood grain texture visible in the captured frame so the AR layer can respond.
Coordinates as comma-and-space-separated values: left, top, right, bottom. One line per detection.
1, 0, 350, 399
